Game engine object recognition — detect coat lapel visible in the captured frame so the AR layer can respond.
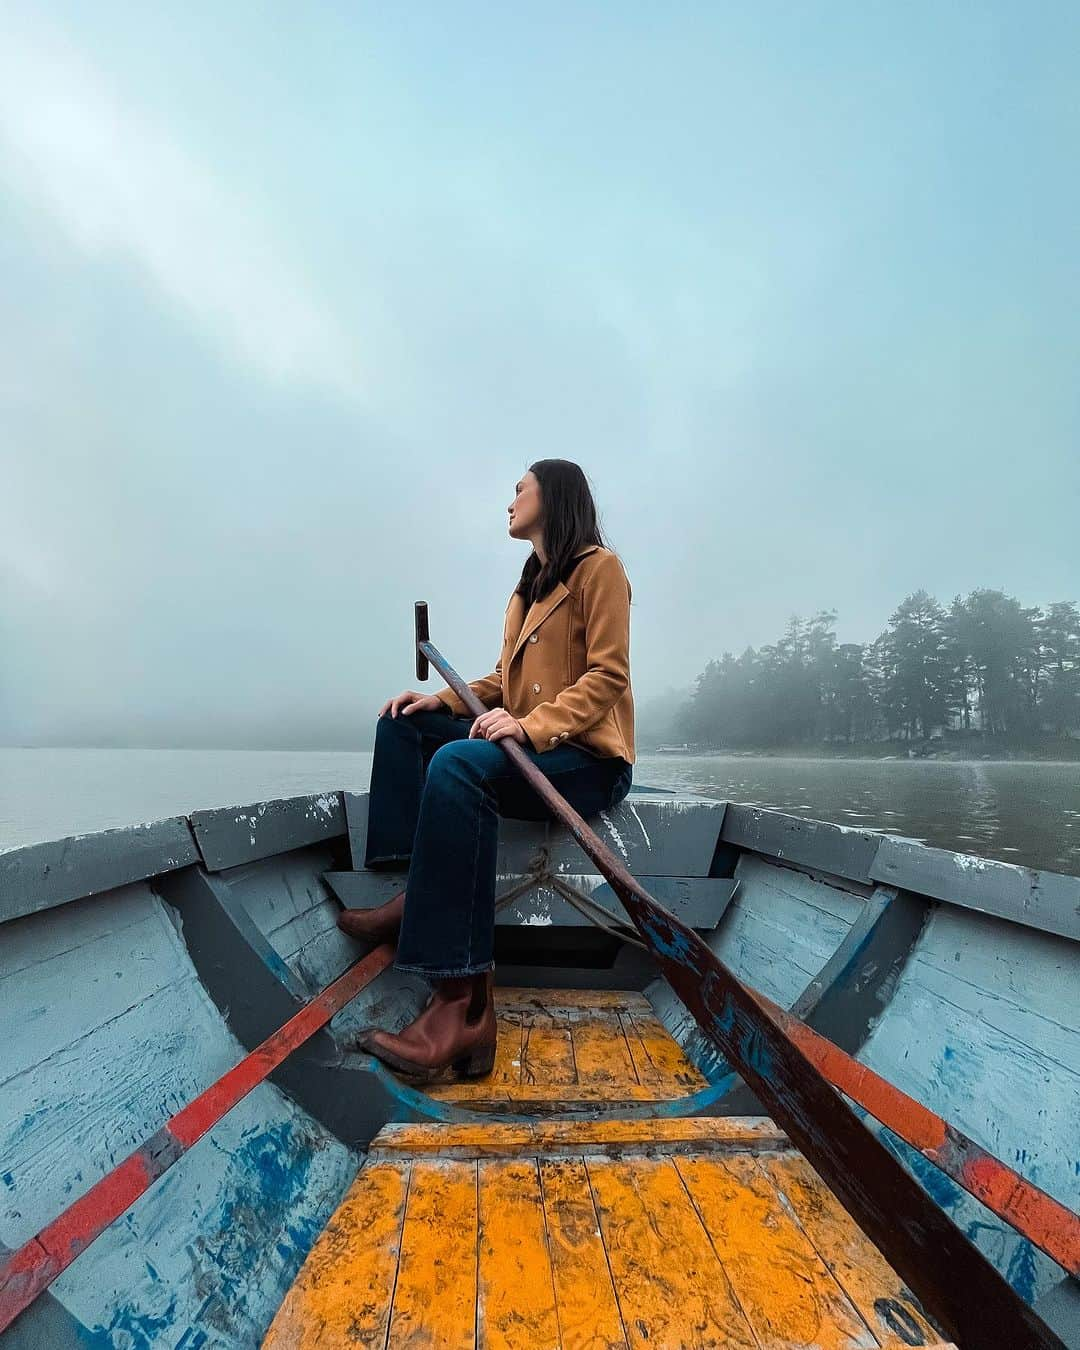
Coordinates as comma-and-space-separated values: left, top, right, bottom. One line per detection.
510, 583, 569, 664
507, 545, 600, 666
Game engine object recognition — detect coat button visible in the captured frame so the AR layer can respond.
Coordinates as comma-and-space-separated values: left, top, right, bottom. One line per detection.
549, 736, 558, 745
560, 732, 568, 739
528, 633, 538, 643
532, 682, 541, 693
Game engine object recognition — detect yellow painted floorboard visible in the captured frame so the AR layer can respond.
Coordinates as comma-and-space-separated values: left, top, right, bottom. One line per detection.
265, 1122, 951, 1348
265, 990, 954, 1349
425, 987, 709, 1107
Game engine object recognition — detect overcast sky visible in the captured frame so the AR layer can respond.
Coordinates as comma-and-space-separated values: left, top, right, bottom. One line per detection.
2, 2, 1077, 748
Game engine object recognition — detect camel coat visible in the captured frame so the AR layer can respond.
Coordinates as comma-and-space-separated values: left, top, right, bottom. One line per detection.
435, 545, 636, 763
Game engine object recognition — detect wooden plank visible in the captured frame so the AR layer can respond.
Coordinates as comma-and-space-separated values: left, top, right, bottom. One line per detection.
721, 804, 883, 884
425, 1081, 690, 1105
369, 1117, 789, 1160
761, 1152, 942, 1348
870, 836, 1080, 940
323, 868, 419, 908
189, 792, 346, 871
622, 1009, 711, 1093
386, 1159, 478, 1348
488, 1009, 525, 1087
540, 1158, 627, 1347
586, 1156, 758, 1348
494, 873, 738, 929
262, 1161, 408, 1348
673, 1152, 877, 1348
545, 797, 727, 877
494, 987, 652, 1011
566, 1008, 639, 1089
0, 818, 199, 922
709, 852, 863, 1008
520, 1009, 577, 1087
477, 1158, 561, 1349
427, 989, 710, 1105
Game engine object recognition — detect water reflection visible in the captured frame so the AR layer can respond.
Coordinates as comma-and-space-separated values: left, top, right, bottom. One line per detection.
634, 755, 1080, 876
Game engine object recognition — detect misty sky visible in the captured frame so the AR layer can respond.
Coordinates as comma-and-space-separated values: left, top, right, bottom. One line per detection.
2, 2, 1077, 748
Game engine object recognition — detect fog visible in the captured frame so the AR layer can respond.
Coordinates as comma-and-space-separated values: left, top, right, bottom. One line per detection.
2, 3, 1077, 749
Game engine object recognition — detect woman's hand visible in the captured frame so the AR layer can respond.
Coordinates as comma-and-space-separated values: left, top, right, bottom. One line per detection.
379, 690, 445, 717
469, 708, 528, 745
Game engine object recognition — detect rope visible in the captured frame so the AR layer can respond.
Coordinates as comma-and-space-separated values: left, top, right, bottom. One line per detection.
492, 847, 650, 950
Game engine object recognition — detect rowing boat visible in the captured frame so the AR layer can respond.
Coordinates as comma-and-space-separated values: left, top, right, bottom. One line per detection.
1, 784, 1077, 1346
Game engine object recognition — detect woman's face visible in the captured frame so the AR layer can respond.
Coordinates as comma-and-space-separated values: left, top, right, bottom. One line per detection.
507, 471, 542, 539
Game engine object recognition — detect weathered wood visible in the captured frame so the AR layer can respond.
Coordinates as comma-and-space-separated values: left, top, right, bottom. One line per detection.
267, 1117, 965, 1349
708, 852, 864, 1007
587, 1154, 760, 1347
325, 866, 736, 929
477, 1159, 562, 1346
870, 835, 1080, 941
344, 787, 727, 881
721, 804, 883, 884
388, 1160, 478, 1346
674, 1151, 876, 1347
748, 984, 1080, 1280
539, 1158, 627, 1346
496, 871, 737, 928
424, 989, 710, 1109
262, 1163, 407, 1348
369, 1116, 789, 1160
494, 986, 652, 1010
762, 1151, 943, 1346
189, 792, 346, 871
854, 902, 1080, 1293
545, 794, 727, 877
717, 884, 930, 1113
0, 817, 198, 922
0, 948, 388, 1335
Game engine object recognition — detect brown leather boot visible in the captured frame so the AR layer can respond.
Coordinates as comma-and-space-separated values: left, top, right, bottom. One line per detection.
352, 970, 496, 1081
336, 888, 406, 943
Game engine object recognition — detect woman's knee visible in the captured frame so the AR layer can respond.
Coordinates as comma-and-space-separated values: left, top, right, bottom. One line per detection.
428, 738, 501, 782
375, 709, 429, 741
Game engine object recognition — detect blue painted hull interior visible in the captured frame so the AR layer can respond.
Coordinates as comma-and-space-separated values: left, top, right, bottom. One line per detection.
1, 784, 1077, 1346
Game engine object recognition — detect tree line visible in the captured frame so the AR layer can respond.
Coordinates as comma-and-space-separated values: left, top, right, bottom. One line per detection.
674, 590, 1080, 749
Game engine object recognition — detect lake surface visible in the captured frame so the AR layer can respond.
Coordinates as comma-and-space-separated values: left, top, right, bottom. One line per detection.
2, 747, 1078, 875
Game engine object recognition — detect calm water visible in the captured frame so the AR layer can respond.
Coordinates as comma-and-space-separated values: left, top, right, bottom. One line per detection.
1, 748, 1078, 876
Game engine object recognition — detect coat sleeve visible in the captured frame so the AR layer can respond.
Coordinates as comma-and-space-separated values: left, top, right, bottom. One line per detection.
517, 553, 631, 752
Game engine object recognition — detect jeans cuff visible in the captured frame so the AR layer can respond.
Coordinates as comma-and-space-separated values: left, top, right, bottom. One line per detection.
393, 959, 495, 978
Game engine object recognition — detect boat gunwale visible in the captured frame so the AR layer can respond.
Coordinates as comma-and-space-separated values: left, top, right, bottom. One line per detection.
3, 789, 1078, 943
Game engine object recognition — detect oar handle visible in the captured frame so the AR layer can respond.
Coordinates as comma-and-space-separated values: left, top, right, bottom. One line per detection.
414, 602, 430, 682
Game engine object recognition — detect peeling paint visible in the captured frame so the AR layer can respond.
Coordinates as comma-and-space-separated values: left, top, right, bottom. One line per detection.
598, 810, 629, 860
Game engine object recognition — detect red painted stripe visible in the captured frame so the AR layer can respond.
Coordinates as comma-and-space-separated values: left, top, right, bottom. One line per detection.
0, 945, 393, 1334
755, 989, 1080, 1278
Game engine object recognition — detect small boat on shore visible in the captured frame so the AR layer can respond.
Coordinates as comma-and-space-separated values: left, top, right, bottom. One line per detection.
1, 785, 1077, 1346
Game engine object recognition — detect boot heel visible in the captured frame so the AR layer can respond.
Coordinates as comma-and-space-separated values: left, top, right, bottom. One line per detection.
453, 1042, 496, 1077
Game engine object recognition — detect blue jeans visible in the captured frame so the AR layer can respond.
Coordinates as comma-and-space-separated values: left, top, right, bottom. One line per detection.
364, 708, 633, 977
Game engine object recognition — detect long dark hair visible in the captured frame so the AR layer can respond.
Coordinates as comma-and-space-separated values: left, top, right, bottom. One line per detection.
514, 460, 612, 606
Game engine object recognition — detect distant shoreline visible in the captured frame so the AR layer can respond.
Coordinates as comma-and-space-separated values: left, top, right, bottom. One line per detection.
4, 743, 1080, 765
643, 743, 1080, 763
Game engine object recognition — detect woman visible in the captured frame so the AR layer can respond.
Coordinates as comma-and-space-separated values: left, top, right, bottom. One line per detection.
338, 459, 635, 1080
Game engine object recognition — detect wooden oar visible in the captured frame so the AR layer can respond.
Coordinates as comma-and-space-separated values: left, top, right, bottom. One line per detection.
752, 987, 1080, 1279
415, 600, 1067, 1350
